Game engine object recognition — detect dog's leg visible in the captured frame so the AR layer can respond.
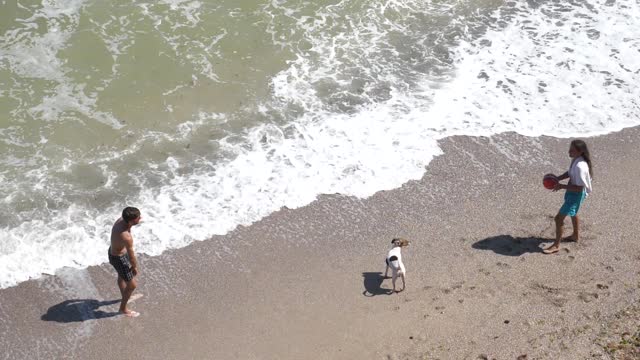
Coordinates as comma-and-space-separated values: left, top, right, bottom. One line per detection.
384, 265, 389, 278
392, 272, 397, 293
400, 273, 405, 292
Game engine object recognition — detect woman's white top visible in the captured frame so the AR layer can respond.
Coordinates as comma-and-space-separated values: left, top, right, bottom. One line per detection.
569, 156, 592, 194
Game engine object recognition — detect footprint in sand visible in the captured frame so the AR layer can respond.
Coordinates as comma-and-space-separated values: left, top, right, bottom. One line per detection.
604, 265, 614, 272
577, 291, 599, 303
531, 283, 568, 307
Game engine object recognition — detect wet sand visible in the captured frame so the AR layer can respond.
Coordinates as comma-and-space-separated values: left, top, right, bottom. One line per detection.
2, 127, 640, 359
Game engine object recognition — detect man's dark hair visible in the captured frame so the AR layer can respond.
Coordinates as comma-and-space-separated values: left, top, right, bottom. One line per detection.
122, 207, 141, 223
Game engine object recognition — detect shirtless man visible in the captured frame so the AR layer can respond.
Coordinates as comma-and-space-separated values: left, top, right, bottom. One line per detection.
109, 207, 142, 317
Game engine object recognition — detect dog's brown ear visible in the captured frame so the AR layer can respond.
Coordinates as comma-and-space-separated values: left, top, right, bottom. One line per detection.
392, 238, 410, 246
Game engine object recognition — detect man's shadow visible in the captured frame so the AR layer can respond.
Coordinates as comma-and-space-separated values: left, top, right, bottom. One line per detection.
42, 299, 121, 323
472, 235, 552, 256
362, 272, 393, 296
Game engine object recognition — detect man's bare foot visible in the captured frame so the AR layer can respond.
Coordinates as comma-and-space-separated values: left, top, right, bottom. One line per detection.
120, 309, 140, 318
563, 234, 578, 242
543, 245, 560, 254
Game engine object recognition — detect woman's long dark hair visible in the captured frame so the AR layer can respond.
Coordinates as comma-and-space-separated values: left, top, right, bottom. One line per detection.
571, 139, 593, 177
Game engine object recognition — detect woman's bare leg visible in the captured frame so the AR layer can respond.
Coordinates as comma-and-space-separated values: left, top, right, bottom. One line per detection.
570, 215, 579, 242
544, 213, 565, 254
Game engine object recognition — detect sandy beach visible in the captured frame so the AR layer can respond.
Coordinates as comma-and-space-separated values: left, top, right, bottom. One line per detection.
2, 127, 640, 360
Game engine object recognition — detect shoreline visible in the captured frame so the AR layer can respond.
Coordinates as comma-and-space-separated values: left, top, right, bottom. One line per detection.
3, 126, 640, 359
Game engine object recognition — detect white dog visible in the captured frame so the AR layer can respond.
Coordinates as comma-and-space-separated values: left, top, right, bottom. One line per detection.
384, 238, 409, 293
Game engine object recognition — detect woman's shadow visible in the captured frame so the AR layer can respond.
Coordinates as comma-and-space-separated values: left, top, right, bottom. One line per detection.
41, 299, 121, 323
472, 235, 551, 256
362, 272, 393, 296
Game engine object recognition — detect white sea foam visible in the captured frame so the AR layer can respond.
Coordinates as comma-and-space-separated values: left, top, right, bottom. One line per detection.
0, 0, 123, 129
1, 0, 639, 288
421, 0, 640, 138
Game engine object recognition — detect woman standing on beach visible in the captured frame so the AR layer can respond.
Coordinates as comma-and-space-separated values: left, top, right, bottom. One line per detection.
543, 140, 593, 254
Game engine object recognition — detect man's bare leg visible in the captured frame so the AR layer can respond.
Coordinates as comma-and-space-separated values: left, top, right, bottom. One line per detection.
544, 213, 565, 254
117, 276, 126, 298
119, 278, 138, 317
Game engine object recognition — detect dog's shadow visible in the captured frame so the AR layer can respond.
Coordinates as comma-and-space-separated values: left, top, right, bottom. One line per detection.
41, 299, 121, 323
362, 272, 393, 296
472, 235, 552, 256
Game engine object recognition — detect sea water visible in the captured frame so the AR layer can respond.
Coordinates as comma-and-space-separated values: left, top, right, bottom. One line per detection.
0, 0, 638, 288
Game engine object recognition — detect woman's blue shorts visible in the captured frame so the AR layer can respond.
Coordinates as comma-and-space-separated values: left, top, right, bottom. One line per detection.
559, 190, 586, 217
